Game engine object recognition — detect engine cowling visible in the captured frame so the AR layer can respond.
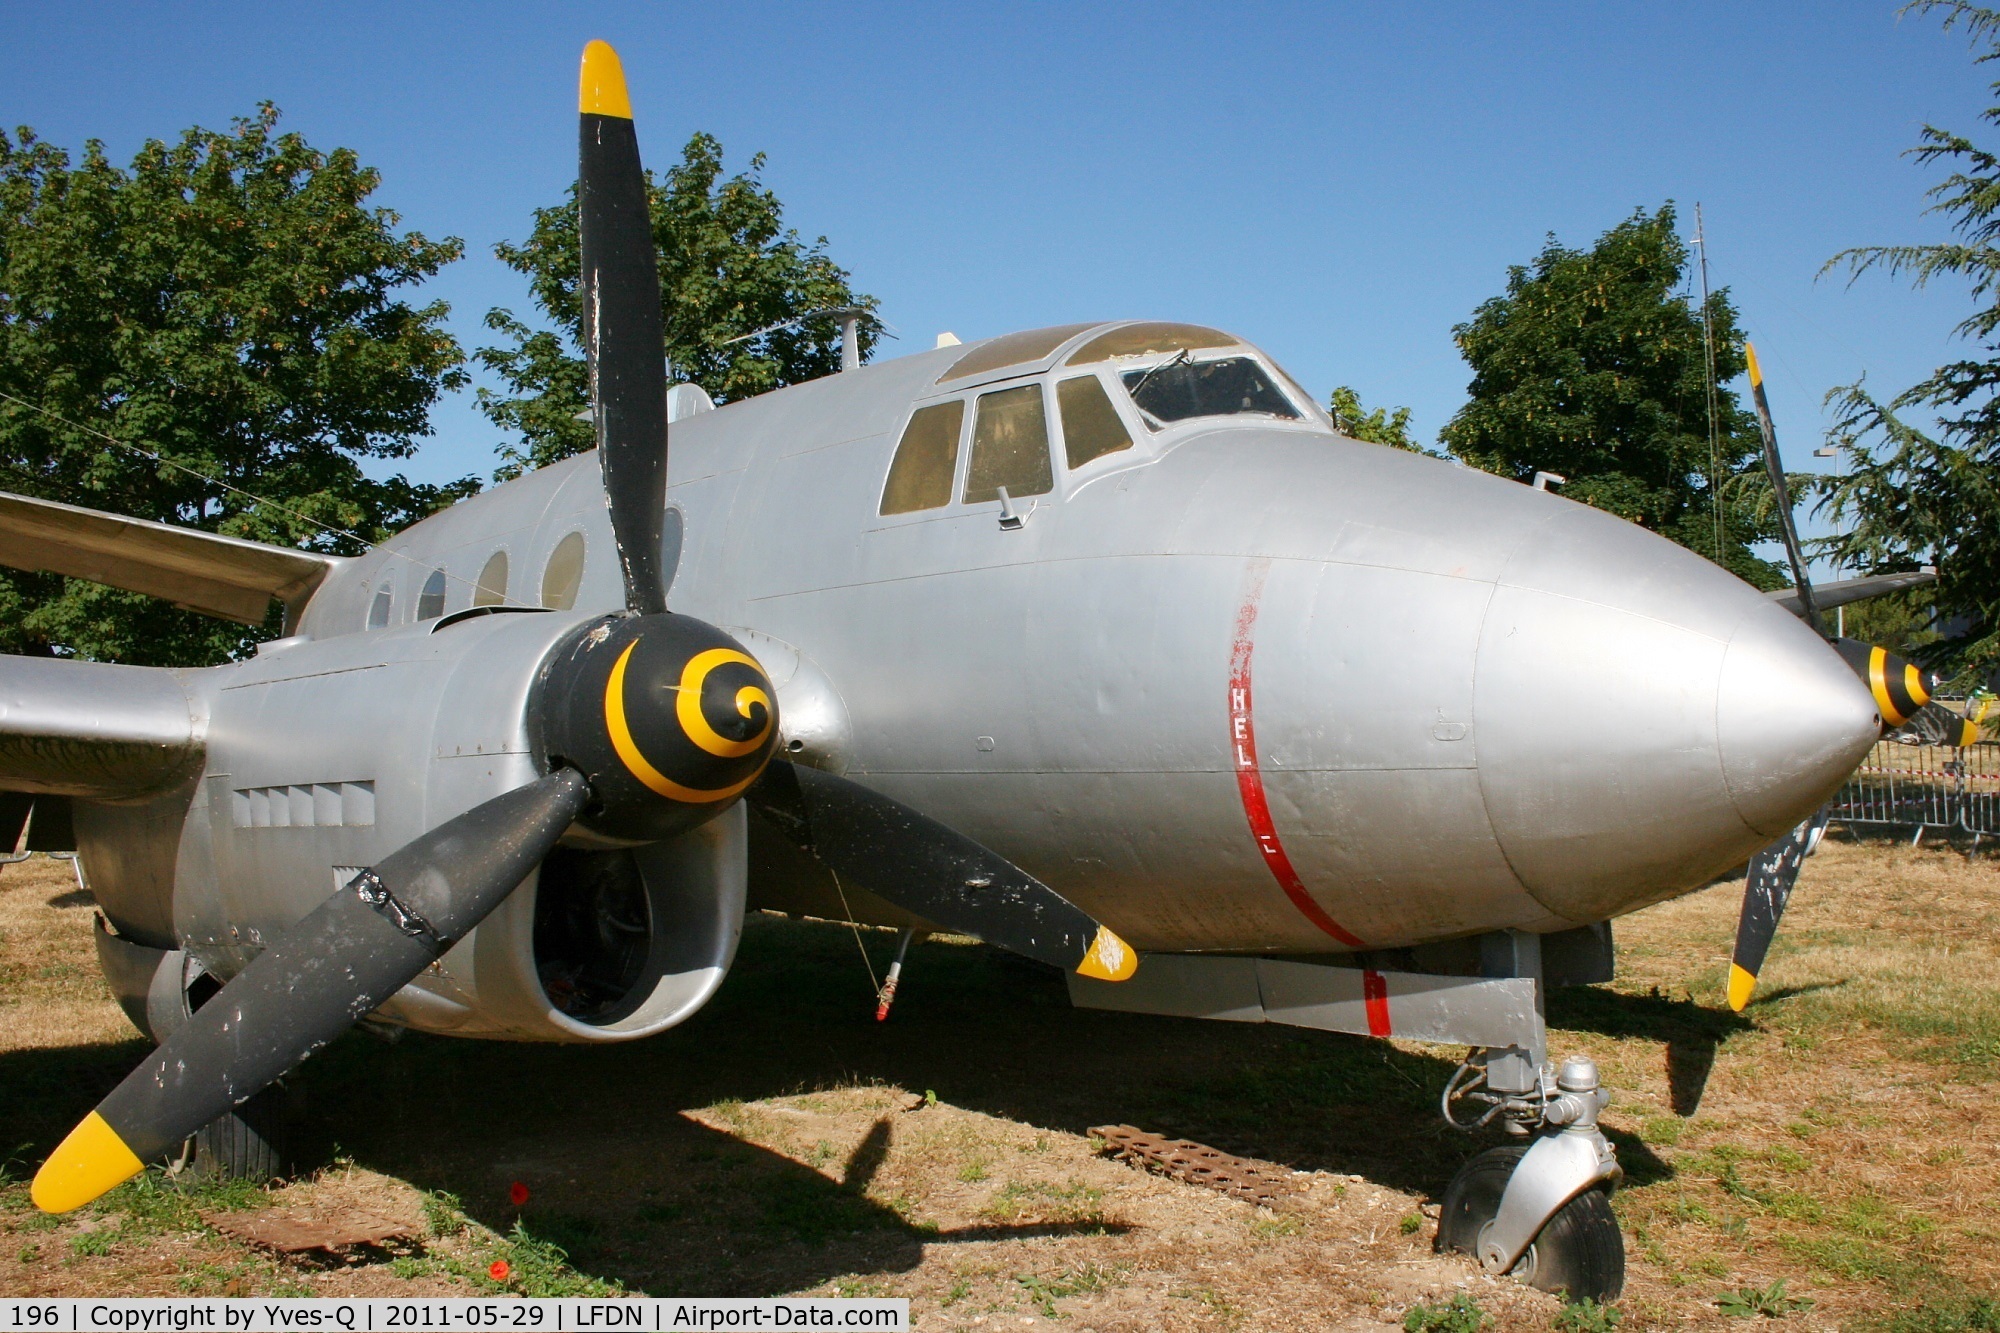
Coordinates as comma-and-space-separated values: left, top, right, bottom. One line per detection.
164, 607, 772, 1044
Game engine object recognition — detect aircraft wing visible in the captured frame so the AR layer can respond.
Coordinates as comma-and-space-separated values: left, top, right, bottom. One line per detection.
0, 655, 201, 799
1765, 569, 1936, 618
0, 490, 343, 625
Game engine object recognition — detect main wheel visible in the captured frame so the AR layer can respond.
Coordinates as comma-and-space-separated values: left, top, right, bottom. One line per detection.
1436, 1144, 1624, 1303
192, 1083, 292, 1183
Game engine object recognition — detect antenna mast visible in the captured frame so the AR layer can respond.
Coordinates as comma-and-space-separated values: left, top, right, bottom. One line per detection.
1694, 203, 1725, 566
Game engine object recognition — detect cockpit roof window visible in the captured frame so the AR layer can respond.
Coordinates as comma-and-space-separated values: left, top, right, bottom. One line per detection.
938, 324, 1099, 383
1121, 356, 1302, 431
1066, 322, 1240, 366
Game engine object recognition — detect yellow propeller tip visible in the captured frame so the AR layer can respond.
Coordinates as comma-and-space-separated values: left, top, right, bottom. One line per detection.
1075, 926, 1138, 982
31, 1111, 144, 1214
579, 40, 633, 120
1744, 340, 1763, 387
1726, 962, 1757, 1013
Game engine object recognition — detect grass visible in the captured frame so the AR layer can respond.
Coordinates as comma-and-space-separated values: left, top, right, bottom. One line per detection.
1016, 1261, 1125, 1316
4, 835, 2000, 1325
1716, 1277, 1814, 1318
981, 1179, 1109, 1226
1554, 1299, 1624, 1332
1403, 1293, 1490, 1332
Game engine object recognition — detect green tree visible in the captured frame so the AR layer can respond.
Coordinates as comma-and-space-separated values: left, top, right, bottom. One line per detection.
1440, 205, 1782, 587
478, 132, 878, 479
1327, 385, 1431, 453
1816, 0, 2000, 679
0, 106, 474, 666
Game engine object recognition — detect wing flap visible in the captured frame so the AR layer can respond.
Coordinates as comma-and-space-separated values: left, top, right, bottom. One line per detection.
0, 491, 342, 625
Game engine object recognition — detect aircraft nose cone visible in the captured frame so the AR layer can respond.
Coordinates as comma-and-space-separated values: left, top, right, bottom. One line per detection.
1474, 504, 1880, 924
1716, 607, 1882, 839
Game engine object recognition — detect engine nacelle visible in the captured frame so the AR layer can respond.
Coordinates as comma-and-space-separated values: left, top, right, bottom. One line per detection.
136, 608, 747, 1044
378, 801, 745, 1042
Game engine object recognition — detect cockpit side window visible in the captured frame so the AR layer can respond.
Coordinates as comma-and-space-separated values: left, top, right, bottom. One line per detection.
1121, 356, 1302, 431
1056, 374, 1133, 469
964, 384, 1054, 505
880, 401, 965, 515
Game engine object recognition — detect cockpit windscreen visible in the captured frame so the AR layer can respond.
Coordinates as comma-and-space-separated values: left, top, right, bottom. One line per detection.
1121, 357, 1302, 430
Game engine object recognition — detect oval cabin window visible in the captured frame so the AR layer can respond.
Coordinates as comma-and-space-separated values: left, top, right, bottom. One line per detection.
541, 532, 585, 610
474, 551, 509, 607
417, 569, 447, 620
661, 508, 683, 600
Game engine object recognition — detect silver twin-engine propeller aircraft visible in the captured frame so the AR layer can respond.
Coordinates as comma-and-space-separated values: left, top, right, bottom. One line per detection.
0, 41, 1945, 1303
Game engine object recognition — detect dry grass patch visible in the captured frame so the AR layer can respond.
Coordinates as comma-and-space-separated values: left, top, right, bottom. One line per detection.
1567, 833, 2000, 1329
5, 838, 2000, 1327
0, 858, 133, 1051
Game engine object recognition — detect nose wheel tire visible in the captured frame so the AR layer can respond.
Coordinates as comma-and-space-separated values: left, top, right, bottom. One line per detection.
1436, 1144, 1625, 1303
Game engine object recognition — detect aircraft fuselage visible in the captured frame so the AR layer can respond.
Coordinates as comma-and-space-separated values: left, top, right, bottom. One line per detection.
75, 323, 1880, 1042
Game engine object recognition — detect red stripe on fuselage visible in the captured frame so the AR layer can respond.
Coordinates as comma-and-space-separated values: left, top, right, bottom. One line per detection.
1362, 968, 1392, 1036
1228, 560, 1365, 948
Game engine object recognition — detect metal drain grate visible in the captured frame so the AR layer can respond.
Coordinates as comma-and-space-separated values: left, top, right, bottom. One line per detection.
1089, 1124, 1299, 1208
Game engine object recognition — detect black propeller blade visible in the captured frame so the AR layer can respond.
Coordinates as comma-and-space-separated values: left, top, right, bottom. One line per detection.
33, 770, 589, 1212
34, 39, 1137, 1217
1745, 342, 1820, 630
1728, 342, 1973, 1008
1749, 343, 1965, 737
746, 760, 1137, 982
1726, 804, 1830, 1012
580, 39, 670, 617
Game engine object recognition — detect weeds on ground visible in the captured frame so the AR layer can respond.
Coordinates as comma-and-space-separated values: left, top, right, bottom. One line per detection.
982, 1179, 1107, 1226
1249, 1212, 1303, 1239
1016, 1263, 1124, 1317
67, 1230, 113, 1257
1554, 1297, 1623, 1332
1717, 1278, 1814, 1318
421, 1189, 465, 1238
175, 1258, 263, 1295
480, 1218, 621, 1298
1401, 1293, 1489, 1333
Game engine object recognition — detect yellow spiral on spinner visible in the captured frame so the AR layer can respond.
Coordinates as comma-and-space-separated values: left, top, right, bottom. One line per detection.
677, 648, 773, 758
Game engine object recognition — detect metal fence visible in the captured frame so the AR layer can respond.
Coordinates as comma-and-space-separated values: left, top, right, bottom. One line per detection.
1828, 698, 2000, 841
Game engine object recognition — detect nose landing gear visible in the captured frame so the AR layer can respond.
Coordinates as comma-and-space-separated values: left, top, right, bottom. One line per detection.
1063, 925, 1628, 1301
1437, 1051, 1624, 1303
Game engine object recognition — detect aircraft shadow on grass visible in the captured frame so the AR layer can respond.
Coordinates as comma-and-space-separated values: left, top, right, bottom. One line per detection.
4, 915, 1706, 1295
1547, 977, 1843, 1117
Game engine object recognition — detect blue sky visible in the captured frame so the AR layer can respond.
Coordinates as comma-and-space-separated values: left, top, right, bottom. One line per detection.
7, 2, 1995, 571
